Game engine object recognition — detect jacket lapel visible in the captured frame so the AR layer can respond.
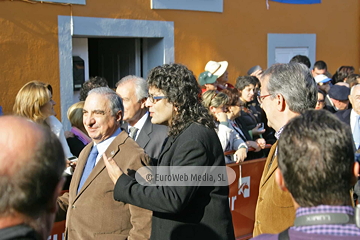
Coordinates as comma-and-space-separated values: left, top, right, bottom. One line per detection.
70, 142, 93, 199
260, 141, 278, 187
157, 136, 174, 165
73, 132, 127, 201
136, 116, 152, 149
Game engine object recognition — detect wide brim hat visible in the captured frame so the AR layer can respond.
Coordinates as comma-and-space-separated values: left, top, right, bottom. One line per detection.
198, 71, 218, 86
205, 61, 228, 77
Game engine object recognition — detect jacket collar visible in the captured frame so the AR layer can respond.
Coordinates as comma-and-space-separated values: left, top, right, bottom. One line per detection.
72, 131, 128, 201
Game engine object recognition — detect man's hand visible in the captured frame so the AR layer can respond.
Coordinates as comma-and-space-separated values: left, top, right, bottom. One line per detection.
103, 153, 124, 185
255, 138, 266, 149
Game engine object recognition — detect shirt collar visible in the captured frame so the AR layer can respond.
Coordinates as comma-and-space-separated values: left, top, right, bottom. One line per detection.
296, 205, 355, 217
127, 112, 148, 141
275, 126, 284, 140
129, 112, 148, 130
94, 127, 121, 164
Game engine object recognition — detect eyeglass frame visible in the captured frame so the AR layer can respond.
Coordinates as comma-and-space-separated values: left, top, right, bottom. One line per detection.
257, 93, 272, 104
147, 94, 168, 103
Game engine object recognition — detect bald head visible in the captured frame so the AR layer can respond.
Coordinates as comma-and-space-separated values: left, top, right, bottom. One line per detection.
0, 116, 65, 225
0, 116, 44, 176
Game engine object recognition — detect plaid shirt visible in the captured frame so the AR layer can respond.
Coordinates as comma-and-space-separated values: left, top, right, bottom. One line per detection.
292, 205, 360, 236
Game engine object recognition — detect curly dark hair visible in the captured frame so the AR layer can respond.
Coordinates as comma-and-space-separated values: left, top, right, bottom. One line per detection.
147, 63, 215, 136
79, 76, 108, 101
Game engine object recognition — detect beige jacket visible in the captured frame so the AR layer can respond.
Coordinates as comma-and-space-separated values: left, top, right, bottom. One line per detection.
57, 131, 152, 240
253, 141, 295, 237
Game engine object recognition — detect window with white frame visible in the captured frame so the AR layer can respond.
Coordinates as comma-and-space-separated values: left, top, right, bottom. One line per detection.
151, 0, 223, 13
34, 0, 85, 4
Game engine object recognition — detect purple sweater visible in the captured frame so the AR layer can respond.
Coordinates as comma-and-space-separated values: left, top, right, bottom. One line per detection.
252, 229, 360, 240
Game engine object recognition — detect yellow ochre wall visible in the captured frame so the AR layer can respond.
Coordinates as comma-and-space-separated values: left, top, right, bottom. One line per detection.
0, 0, 359, 116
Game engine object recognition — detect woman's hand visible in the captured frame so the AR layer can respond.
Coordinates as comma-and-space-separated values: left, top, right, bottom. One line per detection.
246, 141, 262, 152
255, 138, 266, 149
251, 123, 266, 136
234, 148, 247, 163
103, 153, 124, 185
64, 131, 74, 139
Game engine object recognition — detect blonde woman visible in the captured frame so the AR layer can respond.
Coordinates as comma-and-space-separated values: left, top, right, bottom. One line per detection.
202, 90, 247, 163
66, 101, 91, 157
13, 81, 74, 159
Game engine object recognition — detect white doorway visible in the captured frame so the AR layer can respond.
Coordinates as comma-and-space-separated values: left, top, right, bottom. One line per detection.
275, 47, 309, 64
267, 33, 316, 68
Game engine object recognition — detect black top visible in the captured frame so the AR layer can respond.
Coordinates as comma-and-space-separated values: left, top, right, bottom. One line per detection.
113, 123, 235, 240
66, 136, 86, 157
0, 224, 41, 240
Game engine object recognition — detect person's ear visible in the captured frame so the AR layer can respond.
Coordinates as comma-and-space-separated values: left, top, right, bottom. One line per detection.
140, 98, 147, 108
276, 94, 286, 112
275, 168, 288, 192
116, 110, 123, 122
209, 106, 216, 114
352, 162, 360, 186
48, 177, 65, 213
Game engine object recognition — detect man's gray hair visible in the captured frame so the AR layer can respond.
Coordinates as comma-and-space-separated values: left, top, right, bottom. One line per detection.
262, 63, 317, 113
88, 87, 124, 116
116, 75, 148, 101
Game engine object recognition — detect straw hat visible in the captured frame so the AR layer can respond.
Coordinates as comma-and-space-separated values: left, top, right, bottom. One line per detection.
205, 61, 228, 77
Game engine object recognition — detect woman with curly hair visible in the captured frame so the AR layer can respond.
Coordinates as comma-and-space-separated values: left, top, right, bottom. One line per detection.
104, 63, 235, 240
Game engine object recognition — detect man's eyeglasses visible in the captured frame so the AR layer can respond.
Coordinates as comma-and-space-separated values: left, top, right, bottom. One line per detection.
148, 95, 168, 103
257, 94, 272, 104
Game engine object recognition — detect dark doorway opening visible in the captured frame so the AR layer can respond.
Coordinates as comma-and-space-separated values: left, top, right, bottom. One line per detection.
88, 38, 142, 88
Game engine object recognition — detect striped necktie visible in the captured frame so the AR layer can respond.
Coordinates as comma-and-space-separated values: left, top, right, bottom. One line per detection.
129, 127, 138, 139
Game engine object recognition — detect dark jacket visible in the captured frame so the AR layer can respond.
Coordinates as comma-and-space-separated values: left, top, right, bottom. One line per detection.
122, 114, 168, 163
335, 108, 351, 126
114, 123, 235, 240
0, 225, 41, 240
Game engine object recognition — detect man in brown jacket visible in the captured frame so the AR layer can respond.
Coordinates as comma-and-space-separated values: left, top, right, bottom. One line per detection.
253, 63, 317, 236
56, 87, 152, 239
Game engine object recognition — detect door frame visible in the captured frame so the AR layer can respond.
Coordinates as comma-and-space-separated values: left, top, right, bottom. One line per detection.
58, 16, 174, 130
267, 33, 316, 68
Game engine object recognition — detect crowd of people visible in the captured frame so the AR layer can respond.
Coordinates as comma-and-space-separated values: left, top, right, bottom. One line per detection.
0, 57, 359, 240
